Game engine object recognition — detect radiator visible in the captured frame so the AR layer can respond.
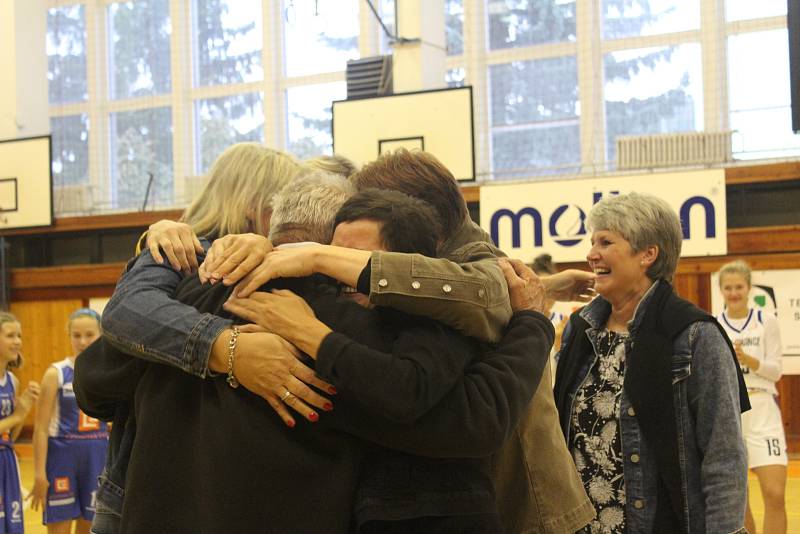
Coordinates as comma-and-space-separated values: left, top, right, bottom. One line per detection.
616, 131, 733, 170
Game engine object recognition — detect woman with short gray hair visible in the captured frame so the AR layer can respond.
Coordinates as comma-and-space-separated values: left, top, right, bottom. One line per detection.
554, 192, 750, 533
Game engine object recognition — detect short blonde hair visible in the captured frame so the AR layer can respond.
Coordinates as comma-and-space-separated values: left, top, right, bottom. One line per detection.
181, 144, 302, 238
718, 260, 751, 287
0, 312, 22, 369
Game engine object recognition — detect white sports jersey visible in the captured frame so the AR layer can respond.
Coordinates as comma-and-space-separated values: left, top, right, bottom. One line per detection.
717, 309, 782, 395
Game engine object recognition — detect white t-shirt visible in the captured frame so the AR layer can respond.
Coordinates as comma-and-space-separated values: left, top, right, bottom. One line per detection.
717, 308, 782, 395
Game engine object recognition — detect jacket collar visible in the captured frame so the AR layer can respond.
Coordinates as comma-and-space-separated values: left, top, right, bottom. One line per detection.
439, 218, 494, 256
579, 278, 661, 335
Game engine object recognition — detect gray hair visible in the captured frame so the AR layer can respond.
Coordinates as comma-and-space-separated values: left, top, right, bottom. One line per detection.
268, 170, 355, 245
587, 192, 683, 282
718, 260, 751, 287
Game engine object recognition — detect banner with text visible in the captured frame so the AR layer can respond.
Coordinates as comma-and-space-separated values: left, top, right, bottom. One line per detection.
479, 169, 727, 263
711, 269, 800, 373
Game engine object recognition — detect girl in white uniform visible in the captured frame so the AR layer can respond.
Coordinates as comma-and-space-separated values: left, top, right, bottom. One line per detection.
717, 260, 787, 534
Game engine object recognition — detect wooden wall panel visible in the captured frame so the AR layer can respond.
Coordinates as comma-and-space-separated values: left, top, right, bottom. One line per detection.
9, 299, 83, 427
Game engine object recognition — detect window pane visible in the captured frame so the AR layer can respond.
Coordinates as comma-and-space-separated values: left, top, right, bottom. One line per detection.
602, 0, 700, 40
727, 0, 786, 22
286, 82, 346, 159
194, 0, 263, 87
108, 0, 172, 99
604, 44, 703, 164
51, 115, 89, 186
110, 107, 173, 209
446, 0, 464, 55
47, 5, 87, 104
488, 0, 576, 50
378, 0, 396, 53
490, 57, 580, 176
283, 0, 359, 77
196, 93, 264, 173
446, 67, 466, 87
728, 30, 800, 159
493, 125, 580, 178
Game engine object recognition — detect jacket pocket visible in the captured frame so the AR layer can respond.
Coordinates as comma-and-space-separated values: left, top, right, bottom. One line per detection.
672, 353, 692, 384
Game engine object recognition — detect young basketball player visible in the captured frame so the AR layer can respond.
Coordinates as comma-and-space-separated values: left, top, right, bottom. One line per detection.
717, 260, 787, 534
0, 312, 40, 534
30, 308, 107, 534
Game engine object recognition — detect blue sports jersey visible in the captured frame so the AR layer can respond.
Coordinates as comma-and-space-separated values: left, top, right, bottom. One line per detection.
0, 372, 16, 447
48, 359, 108, 440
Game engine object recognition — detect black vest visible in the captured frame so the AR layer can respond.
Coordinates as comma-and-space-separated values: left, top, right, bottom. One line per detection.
554, 281, 749, 533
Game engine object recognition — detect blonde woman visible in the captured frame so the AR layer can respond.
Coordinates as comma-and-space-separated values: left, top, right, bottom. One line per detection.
0, 312, 40, 534
717, 260, 787, 534
93, 144, 330, 534
140, 143, 302, 272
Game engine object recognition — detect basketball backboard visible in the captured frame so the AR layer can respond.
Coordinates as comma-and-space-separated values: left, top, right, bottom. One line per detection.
332, 86, 475, 181
0, 135, 53, 231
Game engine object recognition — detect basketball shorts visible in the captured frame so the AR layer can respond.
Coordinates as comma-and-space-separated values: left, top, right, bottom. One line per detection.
44, 438, 106, 524
742, 393, 788, 469
0, 447, 23, 534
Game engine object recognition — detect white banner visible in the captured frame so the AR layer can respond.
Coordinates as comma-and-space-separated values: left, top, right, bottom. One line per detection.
711, 269, 800, 373
479, 169, 727, 263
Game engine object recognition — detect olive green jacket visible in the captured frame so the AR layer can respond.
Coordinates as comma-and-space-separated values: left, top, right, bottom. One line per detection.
367, 218, 594, 534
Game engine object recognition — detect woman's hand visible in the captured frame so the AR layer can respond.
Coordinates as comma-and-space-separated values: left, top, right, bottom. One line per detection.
146, 220, 204, 273
541, 269, 596, 302
233, 247, 321, 298
213, 330, 336, 428
499, 259, 546, 313
224, 290, 333, 359
27, 476, 49, 511
198, 233, 273, 285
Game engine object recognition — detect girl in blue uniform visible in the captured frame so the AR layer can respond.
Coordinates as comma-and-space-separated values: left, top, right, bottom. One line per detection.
30, 309, 106, 534
0, 312, 40, 534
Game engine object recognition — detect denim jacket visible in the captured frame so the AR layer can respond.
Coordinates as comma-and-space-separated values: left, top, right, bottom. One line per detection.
101, 240, 231, 378
557, 281, 748, 534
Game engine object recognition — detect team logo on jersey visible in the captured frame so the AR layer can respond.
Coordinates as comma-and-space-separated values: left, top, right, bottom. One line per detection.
54, 477, 70, 493
78, 411, 100, 432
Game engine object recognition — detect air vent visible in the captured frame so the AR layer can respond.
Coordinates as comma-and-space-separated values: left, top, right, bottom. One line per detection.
346, 55, 392, 100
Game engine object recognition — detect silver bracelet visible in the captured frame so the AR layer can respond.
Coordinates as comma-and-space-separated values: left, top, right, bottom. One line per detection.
226, 327, 240, 389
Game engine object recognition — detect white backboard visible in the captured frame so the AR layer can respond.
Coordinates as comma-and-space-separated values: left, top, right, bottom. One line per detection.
0, 135, 53, 231
332, 86, 475, 181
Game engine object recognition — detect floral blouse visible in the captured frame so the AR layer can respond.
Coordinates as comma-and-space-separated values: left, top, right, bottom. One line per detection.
571, 329, 628, 534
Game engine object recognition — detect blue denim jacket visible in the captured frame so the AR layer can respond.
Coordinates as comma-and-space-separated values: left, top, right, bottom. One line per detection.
101, 241, 231, 378
558, 281, 747, 534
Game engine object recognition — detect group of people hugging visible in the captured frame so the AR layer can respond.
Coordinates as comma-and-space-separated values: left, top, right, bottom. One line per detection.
70, 143, 756, 534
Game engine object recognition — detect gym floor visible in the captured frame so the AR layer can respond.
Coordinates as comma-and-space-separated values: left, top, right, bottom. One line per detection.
12, 444, 800, 533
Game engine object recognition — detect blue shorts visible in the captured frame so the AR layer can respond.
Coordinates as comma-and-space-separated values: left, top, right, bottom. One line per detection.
0, 447, 23, 534
44, 438, 106, 524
